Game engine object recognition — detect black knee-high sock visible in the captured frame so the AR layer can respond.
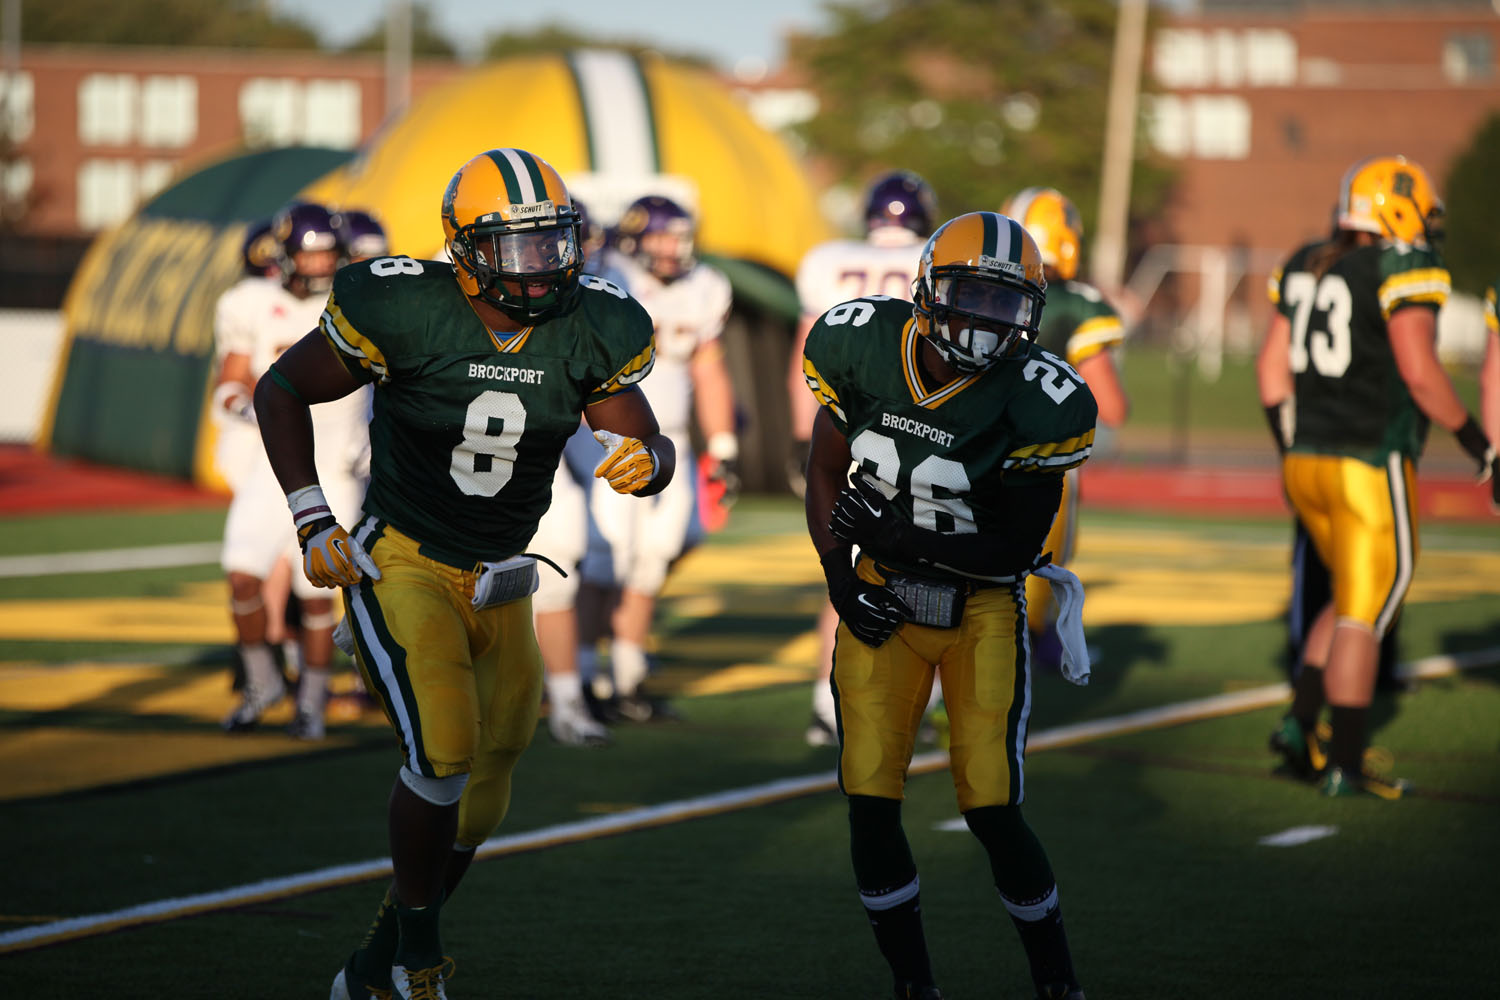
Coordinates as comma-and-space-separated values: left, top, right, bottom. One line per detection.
849, 794, 935, 987
966, 805, 1079, 991
351, 886, 399, 984
1328, 704, 1367, 773
1290, 664, 1326, 730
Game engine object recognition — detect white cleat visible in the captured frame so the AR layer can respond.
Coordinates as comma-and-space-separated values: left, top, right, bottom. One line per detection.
548, 697, 611, 747
221, 679, 286, 732
393, 958, 452, 999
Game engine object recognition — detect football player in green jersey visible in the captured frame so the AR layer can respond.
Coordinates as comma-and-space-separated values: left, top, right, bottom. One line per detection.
254, 148, 675, 1000
803, 211, 1093, 1000
1257, 155, 1498, 801
1004, 187, 1130, 672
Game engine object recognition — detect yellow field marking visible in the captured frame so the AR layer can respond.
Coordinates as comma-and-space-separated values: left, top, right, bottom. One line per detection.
0, 728, 345, 801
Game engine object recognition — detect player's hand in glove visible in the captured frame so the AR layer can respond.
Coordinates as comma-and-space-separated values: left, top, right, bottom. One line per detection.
705, 456, 742, 507
593, 430, 658, 494
820, 548, 910, 648
829, 475, 894, 546
287, 485, 380, 588
1455, 417, 1500, 513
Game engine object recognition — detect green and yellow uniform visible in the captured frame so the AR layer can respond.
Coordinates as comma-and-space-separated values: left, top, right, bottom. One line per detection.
1025, 279, 1125, 627
803, 296, 1096, 809
1268, 239, 1448, 636
321, 256, 653, 839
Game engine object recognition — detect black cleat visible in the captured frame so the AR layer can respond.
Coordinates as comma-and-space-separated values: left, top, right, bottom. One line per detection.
615, 690, 680, 723
895, 981, 943, 1000
1269, 713, 1325, 781
1036, 984, 1086, 1000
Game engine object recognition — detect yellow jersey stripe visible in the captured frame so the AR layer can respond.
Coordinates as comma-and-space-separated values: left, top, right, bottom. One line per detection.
1065, 316, 1124, 364
1004, 429, 1096, 471
595, 339, 656, 396
320, 300, 390, 382
1378, 268, 1450, 317
802, 357, 847, 425
1266, 267, 1283, 305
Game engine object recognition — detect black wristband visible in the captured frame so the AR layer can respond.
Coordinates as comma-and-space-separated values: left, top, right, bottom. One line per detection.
1455, 416, 1493, 464
1263, 403, 1287, 454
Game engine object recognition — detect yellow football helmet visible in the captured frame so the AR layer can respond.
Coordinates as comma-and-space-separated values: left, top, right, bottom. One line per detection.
1003, 186, 1083, 280
912, 212, 1047, 372
1336, 155, 1443, 247
441, 148, 582, 322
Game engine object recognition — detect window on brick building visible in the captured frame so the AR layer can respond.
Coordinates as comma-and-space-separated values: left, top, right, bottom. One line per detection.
0, 72, 34, 142
1147, 94, 1251, 160
139, 160, 175, 201
3, 158, 32, 204
240, 78, 302, 145
303, 79, 361, 147
140, 76, 197, 148
79, 74, 138, 146
1443, 33, 1493, 83
77, 159, 138, 229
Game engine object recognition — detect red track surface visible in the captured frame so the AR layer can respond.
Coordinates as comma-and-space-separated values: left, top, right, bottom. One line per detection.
0, 444, 1492, 522
0, 445, 224, 516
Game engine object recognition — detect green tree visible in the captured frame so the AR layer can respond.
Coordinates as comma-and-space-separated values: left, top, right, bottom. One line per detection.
1442, 112, 1500, 295
790, 0, 1171, 238
341, 1, 457, 59
20, 0, 318, 48
480, 22, 711, 68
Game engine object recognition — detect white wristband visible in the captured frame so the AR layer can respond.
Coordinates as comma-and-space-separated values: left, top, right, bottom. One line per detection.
707, 431, 739, 462
286, 484, 332, 531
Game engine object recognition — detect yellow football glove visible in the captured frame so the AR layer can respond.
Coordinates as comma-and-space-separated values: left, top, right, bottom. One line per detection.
287, 485, 381, 589
593, 430, 658, 494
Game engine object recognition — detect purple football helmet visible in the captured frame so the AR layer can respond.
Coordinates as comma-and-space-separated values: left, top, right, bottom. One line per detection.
333, 209, 388, 262
271, 201, 341, 295
863, 170, 938, 238
614, 194, 695, 282
241, 218, 279, 278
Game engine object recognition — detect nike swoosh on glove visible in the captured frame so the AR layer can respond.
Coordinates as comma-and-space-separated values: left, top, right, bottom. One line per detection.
298, 517, 381, 589
593, 430, 658, 494
822, 549, 910, 648
829, 474, 897, 547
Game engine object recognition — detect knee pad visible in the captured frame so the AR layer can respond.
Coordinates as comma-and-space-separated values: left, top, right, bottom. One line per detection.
301, 607, 339, 631
398, 765, 469, 806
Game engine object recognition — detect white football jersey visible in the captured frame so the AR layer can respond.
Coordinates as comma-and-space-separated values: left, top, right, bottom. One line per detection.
605, 249, 732, 434
796, 228, 925, 318
212, 276, 370, 481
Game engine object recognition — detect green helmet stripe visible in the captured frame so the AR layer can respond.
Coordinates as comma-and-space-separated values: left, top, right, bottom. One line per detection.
483, 149, 527, 204
515, 149, 549, 199
1005, 217, 1025, 264
981, 211, 1000, 260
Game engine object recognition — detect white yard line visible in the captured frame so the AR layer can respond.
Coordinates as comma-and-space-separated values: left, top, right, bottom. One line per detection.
1, 646, 1495, 954
0, 542, 221, 579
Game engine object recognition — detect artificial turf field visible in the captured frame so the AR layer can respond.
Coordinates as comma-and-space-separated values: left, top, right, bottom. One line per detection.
0, 496, 1497, 998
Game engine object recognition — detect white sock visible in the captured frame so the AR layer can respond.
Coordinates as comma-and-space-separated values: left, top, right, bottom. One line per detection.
546, 671, 586, 712
240, 643, 281, 692
297, 667, 330, 715
611, 639, 650, 697
812, 678, 837, 728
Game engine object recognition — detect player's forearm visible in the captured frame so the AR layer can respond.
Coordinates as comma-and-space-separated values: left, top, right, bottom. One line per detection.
805, 411, 851, 559
253, 374, 320, 494
1077, 352, 1129, 428
691, 352, 736, 441
1400, 354, 1469, 431
633, 432, 676, 497
1256, 315, 1293, 406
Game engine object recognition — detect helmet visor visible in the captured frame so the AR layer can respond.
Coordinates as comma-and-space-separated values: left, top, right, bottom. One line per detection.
472, 227, 578, 276
937, 277, 1039, 329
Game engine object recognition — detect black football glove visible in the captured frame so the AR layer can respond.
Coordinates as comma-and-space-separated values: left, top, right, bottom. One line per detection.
830, 475, 909, 548
706, 456, 742, 508
1454, 417, 1500, 511
820, 548, 910, 648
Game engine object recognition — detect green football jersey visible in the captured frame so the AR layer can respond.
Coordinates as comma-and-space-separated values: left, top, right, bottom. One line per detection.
803, 296, 1097, 583
321, 256, 654, 564
1033, 278, 1124, 367
1269, 239, 1449, 464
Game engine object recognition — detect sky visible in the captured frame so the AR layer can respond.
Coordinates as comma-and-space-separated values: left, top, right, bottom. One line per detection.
271, 0, 835, 75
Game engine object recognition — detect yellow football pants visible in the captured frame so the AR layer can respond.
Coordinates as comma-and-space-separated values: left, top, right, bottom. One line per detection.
342, 519, 544, 847
834, 559, 1033, 812
1282, 451, 1419, 638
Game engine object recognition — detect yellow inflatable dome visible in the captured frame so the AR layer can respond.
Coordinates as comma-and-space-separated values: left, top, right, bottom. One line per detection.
303, 49, 831, 279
